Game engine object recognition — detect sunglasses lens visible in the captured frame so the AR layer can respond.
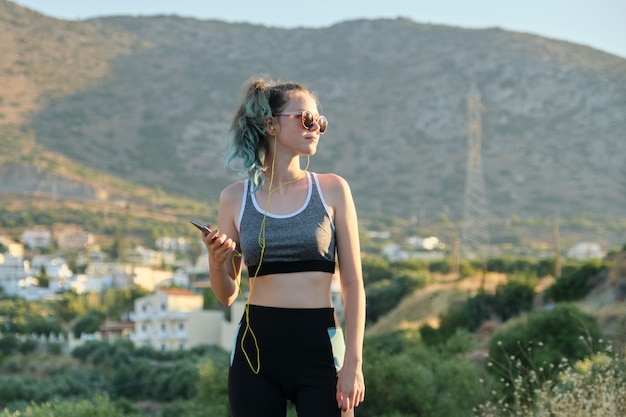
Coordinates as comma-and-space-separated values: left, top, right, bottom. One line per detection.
318, 116, 328, 134
301, 110, 314, 129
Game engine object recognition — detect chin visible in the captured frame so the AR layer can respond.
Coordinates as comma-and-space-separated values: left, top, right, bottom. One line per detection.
302, 144, 318, 155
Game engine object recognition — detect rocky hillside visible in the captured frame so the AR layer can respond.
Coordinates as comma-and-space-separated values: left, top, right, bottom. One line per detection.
1, 0, 625, 231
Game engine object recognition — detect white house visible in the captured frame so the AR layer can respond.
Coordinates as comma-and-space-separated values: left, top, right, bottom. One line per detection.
127, 283, 345, 353
31, 256, 73, 282
129, 288, 241, 351
156, 269, 191, 288
0, 253, 28, 296
382, 244, 410, 261
83, 261, 134, 291
22, 228, 51, 249
70, 274, 111, 294
132, 266, 174, 291
567, 242, 605, 260
125, 246, 176, 267
55, 225, 93, 250
156, 236, 191, 254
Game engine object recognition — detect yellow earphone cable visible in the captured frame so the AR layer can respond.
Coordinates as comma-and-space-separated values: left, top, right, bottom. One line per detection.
238, 129, 310, 374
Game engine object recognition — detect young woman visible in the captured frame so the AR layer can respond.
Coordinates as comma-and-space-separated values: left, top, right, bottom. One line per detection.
201, 76, 365, 417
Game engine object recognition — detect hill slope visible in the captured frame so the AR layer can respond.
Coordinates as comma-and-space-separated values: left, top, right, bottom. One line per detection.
367, 255, 626, 351
1, 0, 625, 235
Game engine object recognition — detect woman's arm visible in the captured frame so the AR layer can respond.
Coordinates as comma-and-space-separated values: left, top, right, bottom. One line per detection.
204, 182, 243, 306
323, 174, 366, 411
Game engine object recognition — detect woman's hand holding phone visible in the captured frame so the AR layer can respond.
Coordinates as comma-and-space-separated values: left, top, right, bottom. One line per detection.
189, 218, 240, 255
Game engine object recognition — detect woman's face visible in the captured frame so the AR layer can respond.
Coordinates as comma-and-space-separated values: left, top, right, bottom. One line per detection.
271, 92, 325, 157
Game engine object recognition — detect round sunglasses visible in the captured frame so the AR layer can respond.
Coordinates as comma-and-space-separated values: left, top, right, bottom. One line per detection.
273, 110, 328, 134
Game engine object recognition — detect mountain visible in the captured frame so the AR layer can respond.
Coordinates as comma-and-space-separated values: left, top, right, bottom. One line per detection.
1, 0, 625, 243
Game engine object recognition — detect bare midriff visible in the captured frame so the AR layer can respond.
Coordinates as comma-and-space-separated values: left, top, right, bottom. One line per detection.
247, 271, 334, 309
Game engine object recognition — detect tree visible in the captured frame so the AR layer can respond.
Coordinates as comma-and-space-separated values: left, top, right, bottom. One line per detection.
35, 266, 51, 288
25, 316, 63, 337
108, 227, 126, 261
72, 311, 104, 338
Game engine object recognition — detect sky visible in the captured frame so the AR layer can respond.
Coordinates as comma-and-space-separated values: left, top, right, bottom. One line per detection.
10, 0, 626, 59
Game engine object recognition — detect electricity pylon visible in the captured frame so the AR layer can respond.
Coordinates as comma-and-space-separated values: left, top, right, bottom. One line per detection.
553, 207, 562, 278
461, 82, 489, 260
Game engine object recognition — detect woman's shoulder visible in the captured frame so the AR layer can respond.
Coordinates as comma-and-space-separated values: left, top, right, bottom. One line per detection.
314, 172, 350, 190
219, 180, 246, 206
312, 172, 353, 202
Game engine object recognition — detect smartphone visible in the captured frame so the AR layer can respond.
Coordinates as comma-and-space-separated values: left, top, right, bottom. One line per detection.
189, 218, 212, 234
189, 218, 240, 254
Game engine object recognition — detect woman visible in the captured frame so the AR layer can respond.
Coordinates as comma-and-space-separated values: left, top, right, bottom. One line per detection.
202, 76, 365, 417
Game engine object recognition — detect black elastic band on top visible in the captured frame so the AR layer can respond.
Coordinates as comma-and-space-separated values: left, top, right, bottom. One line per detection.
247, 259, 335, 277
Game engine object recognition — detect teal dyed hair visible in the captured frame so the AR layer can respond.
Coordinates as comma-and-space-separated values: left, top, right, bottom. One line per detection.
225, 77, 312, 192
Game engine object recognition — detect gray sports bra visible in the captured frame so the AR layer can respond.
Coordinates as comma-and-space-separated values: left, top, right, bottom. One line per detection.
237, 172, 336, 277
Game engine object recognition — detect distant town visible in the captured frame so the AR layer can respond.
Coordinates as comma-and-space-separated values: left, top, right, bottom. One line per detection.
0, 224, 348, 353
0, 224, 605, 354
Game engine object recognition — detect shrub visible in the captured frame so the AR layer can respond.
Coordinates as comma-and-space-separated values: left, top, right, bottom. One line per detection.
362, 256, 391, 286
71, 340, 101, 362
0, 334, 19, 355
156, 400, 211, 417
149, 360, 199, 401
0, 375, 36, 407
190, 356, 230, 415
492, 274, 536, 321
359, 332, 488, 417
477, 348, 626, 417
18, 338, 38, 354
46, 342, 62, 355
421, 276, 536, 346
545, 260, 604, 302
25, 317, 63, 337
428, 260, 451, 274
485, 303, 602, 403
366, 273, 423, 323
0, 395, 141, 417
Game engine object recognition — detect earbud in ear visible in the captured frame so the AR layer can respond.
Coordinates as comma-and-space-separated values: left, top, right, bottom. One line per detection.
270, 126, 275, 132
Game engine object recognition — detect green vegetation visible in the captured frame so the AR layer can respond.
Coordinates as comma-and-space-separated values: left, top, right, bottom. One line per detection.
420, 272, 537, 346
0, 339, 229, 415
544, 260, 604, 302
1, 253, 624, 416
1, 395, 142, 417
363, 257, 433, 323
360, 330, 490, 417
0, 288, 149, 337
478, 345, 626, 416
486, 303, 603, 400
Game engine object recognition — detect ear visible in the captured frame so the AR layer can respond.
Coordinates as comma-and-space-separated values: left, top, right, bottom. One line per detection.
266, 117, 276, 135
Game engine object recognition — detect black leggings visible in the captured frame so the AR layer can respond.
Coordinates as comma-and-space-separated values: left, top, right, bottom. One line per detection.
228, 305, 341, 417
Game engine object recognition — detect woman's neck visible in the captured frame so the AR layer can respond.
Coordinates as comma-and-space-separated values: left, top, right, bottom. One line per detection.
264, 169, 305, 193
264, 156, 304, 184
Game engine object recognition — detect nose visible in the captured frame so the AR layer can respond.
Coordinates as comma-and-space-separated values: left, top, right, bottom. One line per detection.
310, 120, 321, 131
